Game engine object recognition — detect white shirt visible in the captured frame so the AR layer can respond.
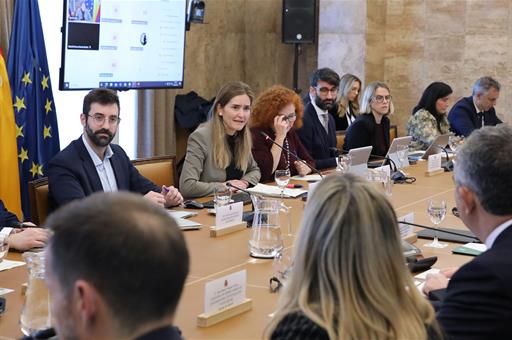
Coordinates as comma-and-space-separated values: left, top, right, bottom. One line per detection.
82, 134, 118, 192
311, 98, 329, 132
472, 97, 485, 126
484, 218, 512, 249
345, 105, 356, 127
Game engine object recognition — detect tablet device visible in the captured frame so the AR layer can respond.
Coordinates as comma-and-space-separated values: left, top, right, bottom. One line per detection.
348, 146, 372, 177
421, 134, 451, 160
368, 136, 412, 168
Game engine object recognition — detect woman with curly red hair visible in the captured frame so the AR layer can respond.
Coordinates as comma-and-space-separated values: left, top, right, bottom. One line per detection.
250, 85, 314, 182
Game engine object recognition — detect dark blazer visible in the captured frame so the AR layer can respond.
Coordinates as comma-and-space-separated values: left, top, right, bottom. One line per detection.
48, 137, 159, 209
448, 96, 502, 137
343, 113, 390, 157
0, 199, 19, 227
430, 225, 512, 339
135, 325, 183, 340
297, 103, 337, 169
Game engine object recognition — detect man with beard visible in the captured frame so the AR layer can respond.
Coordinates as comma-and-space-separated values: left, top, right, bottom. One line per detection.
48, 88, 183, 209
297, 68, 339, 169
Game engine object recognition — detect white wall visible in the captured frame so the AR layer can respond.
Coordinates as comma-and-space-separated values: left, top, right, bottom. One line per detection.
38, 0, 138, 158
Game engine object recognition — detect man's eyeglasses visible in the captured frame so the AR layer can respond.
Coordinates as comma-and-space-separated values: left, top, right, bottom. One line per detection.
316, 86, 338, 95
372, 95, 392, 103
279, 113, 297, 122
87, 114, 121, 126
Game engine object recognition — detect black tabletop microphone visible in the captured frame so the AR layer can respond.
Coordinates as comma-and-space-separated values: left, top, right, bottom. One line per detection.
434, 144, 453, 172
259, 131, 324, 179
398, 220, 479, 242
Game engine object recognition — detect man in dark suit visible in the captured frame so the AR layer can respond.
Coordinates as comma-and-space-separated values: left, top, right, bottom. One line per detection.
48, 88, 182, 209
424, 124, 512, 339
448, 76, 502, 137
0, 199, 49, 250
46, 192, 188, 340
298, 68, 339, 169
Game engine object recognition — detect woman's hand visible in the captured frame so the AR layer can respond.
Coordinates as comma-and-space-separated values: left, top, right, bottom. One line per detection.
273, 115, 288, 141
294, 160, 311, 176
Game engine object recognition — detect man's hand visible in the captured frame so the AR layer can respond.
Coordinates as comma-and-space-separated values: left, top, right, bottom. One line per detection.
162, 185, 183, 207
226, 180, 249, 191
143, 191, 166, 206
440, 266, 459, 279
423, 272, 450, 294
8, 228, 49, 251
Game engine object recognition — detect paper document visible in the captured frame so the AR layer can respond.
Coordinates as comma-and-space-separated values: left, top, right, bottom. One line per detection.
177, 218, 202, 230
247, 183, 307, 198
0, 259, 25, 272
167, 210, 198, 219
291, 174, 322, 182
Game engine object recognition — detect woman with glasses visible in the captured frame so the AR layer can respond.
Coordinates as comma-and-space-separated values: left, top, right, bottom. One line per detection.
407, 82, 453, 151
267, 174, 442, 340
333, 73, 361, 131
179, 81, 261, 198
343, 81, 394, 157
251, 85, 314, 182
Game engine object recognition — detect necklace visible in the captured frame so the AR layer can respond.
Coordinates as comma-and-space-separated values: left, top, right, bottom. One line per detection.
284, 137, 290, 170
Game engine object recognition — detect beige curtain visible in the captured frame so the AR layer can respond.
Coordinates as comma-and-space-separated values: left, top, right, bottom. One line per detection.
0, 0, 14, 56
137, 89, 177, 158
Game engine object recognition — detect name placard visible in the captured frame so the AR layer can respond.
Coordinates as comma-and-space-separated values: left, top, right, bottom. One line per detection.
204, 270, 246, 314
215, 202, 243, 227
375, 164, 391, 177
428, 153, 442, 172
398, 212, 415, 238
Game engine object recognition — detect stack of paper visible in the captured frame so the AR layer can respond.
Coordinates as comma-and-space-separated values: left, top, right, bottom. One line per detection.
247, 183, 307, 198
167, 210, 202, 230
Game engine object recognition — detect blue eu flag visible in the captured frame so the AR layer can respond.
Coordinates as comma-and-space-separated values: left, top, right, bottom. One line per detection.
7, 0, 60, 219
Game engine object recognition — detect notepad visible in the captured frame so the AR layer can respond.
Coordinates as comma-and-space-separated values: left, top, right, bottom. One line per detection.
452, 243, 486, 256
247, 183, 307, 198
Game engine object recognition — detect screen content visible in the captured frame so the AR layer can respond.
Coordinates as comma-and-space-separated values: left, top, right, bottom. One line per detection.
60, 0, 186, 90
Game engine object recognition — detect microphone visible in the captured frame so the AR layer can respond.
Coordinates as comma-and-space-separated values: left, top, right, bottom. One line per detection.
434, 144, 453, 172
398, 220, 480, 242
225, 182, 260, 227
259, 131, 324, 179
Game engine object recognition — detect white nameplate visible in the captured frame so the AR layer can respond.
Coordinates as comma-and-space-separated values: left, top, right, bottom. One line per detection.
427, 153, 442, 172
389, 152, 410, 169
398, 212, 415, 238
307, 181, 319, 197
215, 202, 243, 227
204, 270, 246, 315
375, 164, 391, 177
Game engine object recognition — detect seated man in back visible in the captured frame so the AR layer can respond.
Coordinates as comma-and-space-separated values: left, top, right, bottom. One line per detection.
48, 88, 183, 209
46, 192, 189, 339
297, 68, 339, 170
424, 124, 512, 339
448, 76, 502, 137
0, 199, 49, 251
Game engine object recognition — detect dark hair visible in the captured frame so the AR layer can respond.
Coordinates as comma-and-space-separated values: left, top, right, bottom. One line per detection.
46, 192, 189, 334
412, 82, 452, 131
83, 88, 120, 115
309, 68, 340, 87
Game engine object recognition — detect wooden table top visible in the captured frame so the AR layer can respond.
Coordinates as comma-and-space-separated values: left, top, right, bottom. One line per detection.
0, 161, 473, 339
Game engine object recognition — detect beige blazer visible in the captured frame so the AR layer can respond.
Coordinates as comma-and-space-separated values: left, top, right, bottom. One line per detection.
179, 123, 261, 198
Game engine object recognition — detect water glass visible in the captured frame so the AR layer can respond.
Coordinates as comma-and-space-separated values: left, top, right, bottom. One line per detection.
275, 169, 291, 199
425, 199, 448, 248
396, 144, 408, 168
214, 187, 232, 209
336, 155, 351, 174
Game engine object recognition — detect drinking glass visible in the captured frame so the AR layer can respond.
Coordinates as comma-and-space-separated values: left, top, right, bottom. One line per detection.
0, 235, 9, 263
396, 144, 408, 169
272, 247, 294, 285
336, 155, 351, 174
214, 187, 232, 210
424, 199, 448, 248
275, 169, 291, 199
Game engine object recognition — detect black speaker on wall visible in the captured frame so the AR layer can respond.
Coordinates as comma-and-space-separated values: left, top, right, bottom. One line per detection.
282, 0, 317, 44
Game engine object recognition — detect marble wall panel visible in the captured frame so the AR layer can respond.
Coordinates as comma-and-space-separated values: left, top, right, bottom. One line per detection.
320, 0, 366, 34
318, 33, 366, 80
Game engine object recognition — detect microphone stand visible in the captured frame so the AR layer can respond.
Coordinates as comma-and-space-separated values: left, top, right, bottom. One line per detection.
434, 144, 453, 172
398, 220, 479, 242
259, 131, 324, 179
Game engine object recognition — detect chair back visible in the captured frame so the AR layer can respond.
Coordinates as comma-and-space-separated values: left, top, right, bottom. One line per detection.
28, 177, 49, 225
132, 155, 178, 188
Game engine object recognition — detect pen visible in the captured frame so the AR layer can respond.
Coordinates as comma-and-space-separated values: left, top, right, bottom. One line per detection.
287, 184, 303, 189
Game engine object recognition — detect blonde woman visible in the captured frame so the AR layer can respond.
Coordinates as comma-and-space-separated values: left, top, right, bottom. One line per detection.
179, 81, 261, 198
267, 174, 442, 340
334, 73, 361, 131
343, 81, 394, 156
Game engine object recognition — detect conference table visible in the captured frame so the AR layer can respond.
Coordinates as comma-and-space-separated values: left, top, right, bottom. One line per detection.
0, 161, 473, 339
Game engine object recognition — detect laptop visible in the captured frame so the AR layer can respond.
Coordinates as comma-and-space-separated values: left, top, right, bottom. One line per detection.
368, 136, 412, 169
408, 134, 451, 160
348, 146, 373, 177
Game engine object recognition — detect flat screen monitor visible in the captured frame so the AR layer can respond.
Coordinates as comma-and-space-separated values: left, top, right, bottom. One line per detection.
59, 0, 186, 90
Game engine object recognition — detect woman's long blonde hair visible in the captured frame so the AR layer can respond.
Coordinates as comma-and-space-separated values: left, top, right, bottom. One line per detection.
337, 73, 361, 118
210, 81, 254, 171
267, 174, 441, 339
